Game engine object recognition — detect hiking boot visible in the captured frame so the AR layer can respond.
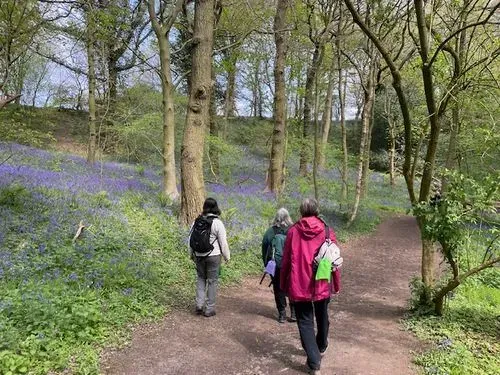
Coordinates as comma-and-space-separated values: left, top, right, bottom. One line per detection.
203, 310, 216, 318
195, 307, 203, 315
278, 312, 286, 323
289, 309, 297, 322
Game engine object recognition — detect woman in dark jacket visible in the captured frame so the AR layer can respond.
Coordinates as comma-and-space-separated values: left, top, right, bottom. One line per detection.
261, 208, 296, 323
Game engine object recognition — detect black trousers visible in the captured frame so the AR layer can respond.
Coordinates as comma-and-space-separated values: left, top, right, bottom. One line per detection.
272, 267, 296, 316
294, 298, 330, 370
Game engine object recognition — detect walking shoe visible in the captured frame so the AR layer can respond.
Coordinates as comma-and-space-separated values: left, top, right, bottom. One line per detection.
203, 310, 216, 317
195, 307, 203, 315
319, 344, 328, 356
278, 312, 286, 323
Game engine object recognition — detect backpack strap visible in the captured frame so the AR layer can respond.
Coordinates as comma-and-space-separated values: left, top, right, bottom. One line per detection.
208, 215, 226, 259
317, 216, 330, 243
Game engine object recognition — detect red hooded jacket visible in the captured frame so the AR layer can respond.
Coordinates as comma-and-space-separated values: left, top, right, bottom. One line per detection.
280, 216, 338, 302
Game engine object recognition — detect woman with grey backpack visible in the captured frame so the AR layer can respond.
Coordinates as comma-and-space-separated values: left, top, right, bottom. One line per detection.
189, 198, 230, 318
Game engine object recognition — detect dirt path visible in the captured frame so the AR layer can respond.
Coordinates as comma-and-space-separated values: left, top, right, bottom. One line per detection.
102, 216, 422, 375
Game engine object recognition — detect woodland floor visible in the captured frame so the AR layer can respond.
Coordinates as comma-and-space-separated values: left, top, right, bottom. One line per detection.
102, 216, 423, 375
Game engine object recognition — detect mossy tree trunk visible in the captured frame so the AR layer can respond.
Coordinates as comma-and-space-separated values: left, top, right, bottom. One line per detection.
180, 0, 215, 225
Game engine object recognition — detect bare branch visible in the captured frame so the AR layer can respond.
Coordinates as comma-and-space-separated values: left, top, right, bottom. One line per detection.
429, 2, 500, 67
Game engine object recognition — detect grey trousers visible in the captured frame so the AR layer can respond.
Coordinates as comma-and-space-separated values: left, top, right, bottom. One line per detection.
195, 255, 221, 313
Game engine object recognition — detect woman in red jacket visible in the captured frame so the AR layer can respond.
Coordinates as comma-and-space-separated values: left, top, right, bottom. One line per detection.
280, 198, 337, 375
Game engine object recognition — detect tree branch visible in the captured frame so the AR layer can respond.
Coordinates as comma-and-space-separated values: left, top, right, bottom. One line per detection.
429, 2, 500, 67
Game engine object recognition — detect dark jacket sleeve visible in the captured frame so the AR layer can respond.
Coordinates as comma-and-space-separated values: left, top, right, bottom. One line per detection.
261, 227, 272, 266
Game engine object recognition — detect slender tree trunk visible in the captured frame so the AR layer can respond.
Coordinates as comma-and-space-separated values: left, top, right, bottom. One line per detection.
86, 9, 97, 165
415, 0, 443, 298
148, 0, 182, 200
267, 0, 289, 193
361, 87, 376, 198
294, 73, 303, 119
338, 67, 348, 200
222, 54, 236, 140
337, 4, 348, 200
340, 73, 348, 200
224, 64, 236, 119
209, 66, 219, 177
312, 69, 321, 200
442, 104, 459, 193
257, 64, 263, 118
158, 33, 179, 200
299, 44, 323, 176
102, 56, 118, 153
318, 56, 335, 170
347, 56, 375, 226
108, 59, 118, 104
252, 62, 258, 117
388, 118, 396, 187
384, 90, 396, 187
31, 63, 49, 107
180, 0, 215, 225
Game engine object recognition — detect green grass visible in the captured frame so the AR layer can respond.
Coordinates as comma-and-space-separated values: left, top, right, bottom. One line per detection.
404, 277, 500, 375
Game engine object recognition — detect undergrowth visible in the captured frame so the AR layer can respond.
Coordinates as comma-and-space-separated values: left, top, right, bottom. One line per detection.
404, 273, 500, 375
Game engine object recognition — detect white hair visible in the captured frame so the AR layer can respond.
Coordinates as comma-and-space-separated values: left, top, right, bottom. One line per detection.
272, 207, 293, 228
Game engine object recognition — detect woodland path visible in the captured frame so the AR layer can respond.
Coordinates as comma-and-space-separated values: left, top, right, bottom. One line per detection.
102, 216, 423, 375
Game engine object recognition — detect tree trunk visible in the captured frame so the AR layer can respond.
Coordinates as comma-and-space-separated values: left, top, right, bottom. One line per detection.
222, 53, 236, 140
318, 56, 335, 170
312, 63, 321, 200
384, 89, 396, 187
209, 66, 219, 178
158, 33, 179, 200
267, 0, 289, 193
180, 0, 215, 225
347, 56, 375, 226
388, 117, 396, 187
148, 0, 182, 200
252, 62, 259, 117
337, 38, 348, 200
418, 221, 435, 305
442, 104, 459, 193
294, 72, 303, 120
361, 86, 376, 198
102, 56, 118, 153
86, 10, 97, 165
224, 64, 236, 119
415, 0, 442, 292
340, 73, 348, 200
299, 44, 323, 176
257, 64, 263, 118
